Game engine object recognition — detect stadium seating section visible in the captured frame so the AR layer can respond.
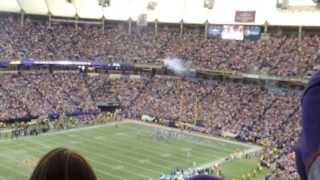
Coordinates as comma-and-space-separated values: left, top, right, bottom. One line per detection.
0, 14, 308, 178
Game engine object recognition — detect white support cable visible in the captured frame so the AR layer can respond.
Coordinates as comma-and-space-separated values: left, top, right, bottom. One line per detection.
70, 0, 79, 18
48, 13, 52, 28
101, 16, 105, 32
43, 0, 51, 15
100, 0, 105, 23
44, 0, 52, 29
15, 0, 24, 13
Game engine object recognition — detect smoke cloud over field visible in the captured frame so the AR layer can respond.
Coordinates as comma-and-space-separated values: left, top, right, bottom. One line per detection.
163, 58, 195, 76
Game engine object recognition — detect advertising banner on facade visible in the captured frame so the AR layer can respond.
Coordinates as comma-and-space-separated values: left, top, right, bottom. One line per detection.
244, 26, 261, 40
235, 11, 256, 23
208, 25, 223, 37
221, 25, 244, 40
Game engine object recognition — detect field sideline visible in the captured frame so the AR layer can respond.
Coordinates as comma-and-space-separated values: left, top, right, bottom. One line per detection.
0, 120, 265, 180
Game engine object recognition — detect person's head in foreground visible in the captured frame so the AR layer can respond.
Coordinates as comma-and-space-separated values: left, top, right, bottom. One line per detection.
30, 147, 97, 180
295, 72, 320, 180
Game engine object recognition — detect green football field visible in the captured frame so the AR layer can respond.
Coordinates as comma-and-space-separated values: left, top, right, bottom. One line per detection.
0, 121, 265, 180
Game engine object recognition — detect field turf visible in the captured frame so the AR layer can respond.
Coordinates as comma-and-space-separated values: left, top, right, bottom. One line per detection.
0, 121, 264, 180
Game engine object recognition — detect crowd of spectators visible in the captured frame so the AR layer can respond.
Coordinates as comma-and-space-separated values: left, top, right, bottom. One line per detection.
1, 14, 320, 77
0, 70, 301, 177
87, 75, 302, 178
0, 13, 313, 178
0, 71, 97, 121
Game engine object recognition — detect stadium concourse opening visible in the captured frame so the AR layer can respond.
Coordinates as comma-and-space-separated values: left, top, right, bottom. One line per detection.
2, 0, 320, 179
96, 100, 120, 113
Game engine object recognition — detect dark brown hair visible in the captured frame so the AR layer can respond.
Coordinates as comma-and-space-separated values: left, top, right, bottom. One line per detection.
30, 147, 97, 180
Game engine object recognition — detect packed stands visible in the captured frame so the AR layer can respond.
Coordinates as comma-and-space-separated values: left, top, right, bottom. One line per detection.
88, 75, 301, 178
0, 13, 310, 178
0, 72, 97, 121
0, 15, 319, 78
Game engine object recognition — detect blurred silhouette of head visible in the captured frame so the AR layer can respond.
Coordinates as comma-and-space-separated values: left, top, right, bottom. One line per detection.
295, 72, 320, 180
30, 147, 97, 180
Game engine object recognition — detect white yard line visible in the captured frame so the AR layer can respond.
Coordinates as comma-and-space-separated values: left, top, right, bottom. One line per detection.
127, 120, 260, 149
128, 120, 264, 176
163, 143, 262, 178
18, 138, 144, 180
20, 130, 161, 178
0, 120, 130, 143
114, 124, 241, 153
0, 127, 174, 172
122, 121, 263, 175
195, 146, 262, 171
91, 126, 231, 162
0, 119, 263, 180
0, 119, 259, 150
0, 160, 29, 178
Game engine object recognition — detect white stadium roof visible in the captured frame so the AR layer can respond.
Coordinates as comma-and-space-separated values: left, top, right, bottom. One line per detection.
1, 0, 320, 26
